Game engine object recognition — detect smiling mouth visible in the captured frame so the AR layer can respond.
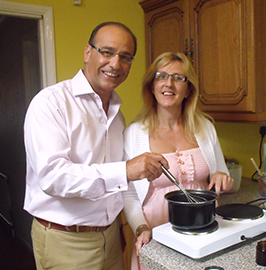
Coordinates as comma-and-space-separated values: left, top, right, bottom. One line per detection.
103, 71, 119, 78
162, 91, 175, 96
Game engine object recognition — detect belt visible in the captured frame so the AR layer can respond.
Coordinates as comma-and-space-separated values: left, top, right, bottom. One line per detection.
35, 218, 110, 233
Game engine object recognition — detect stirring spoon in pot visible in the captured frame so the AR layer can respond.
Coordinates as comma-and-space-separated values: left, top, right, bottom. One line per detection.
161, 164, 206, 203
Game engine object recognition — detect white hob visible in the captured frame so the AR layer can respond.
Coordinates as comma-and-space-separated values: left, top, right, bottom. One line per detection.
153, 210, 266, 259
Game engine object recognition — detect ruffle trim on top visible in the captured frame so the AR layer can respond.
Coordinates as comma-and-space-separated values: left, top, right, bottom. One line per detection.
162, 150, 195, 186
162, 148, 208, 190
176, 150, 194, 185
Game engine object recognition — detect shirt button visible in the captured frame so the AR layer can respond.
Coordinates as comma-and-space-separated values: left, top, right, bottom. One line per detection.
181, 171, 186, 175
179, 160, 184, 165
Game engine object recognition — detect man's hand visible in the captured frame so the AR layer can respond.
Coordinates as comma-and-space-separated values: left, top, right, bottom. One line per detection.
126, 152, 169, 182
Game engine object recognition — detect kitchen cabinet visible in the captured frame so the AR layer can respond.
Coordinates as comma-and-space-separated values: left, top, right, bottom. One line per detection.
139, 0, 266, 122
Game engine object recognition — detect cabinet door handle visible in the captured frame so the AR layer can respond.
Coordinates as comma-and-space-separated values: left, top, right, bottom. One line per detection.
185, 38, 194, 66
189, 38, 194, 66
185, 38, 189, 57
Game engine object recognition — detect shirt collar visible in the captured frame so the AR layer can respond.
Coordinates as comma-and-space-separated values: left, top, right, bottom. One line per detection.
71, 69, 123, 106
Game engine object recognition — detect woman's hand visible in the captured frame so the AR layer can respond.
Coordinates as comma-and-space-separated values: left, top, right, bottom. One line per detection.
208, 171, 234, 195
135, 229, 152, 256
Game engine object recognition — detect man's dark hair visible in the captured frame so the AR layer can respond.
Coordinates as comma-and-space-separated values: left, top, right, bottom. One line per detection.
88, 21, 137, 56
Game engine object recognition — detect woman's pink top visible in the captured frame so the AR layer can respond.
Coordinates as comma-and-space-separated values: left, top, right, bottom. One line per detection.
143, 147, 210, 229
131, 147, 210, 270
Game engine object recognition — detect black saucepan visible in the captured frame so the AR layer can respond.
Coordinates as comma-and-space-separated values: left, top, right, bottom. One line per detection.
165, 189, 218, 230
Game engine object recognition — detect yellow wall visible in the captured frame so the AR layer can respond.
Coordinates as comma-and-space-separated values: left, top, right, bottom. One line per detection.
6, 0, 265, 178
215, 122, 263, 179
7, 0, 145, 124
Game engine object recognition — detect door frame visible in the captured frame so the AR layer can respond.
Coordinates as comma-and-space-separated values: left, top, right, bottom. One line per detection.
0, 1, 56, 87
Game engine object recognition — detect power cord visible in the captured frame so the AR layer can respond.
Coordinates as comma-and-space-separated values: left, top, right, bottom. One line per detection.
251, 126, 266, 181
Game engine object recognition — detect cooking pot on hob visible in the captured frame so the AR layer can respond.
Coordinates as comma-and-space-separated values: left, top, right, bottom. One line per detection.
165, 189, 218, 230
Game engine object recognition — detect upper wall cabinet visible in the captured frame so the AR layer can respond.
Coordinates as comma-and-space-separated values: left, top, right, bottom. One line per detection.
140, 0, 266, 122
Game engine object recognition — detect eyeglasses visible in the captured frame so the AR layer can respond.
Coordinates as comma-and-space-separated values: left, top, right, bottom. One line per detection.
89, 44, 134, 64
154, 72, 187, 82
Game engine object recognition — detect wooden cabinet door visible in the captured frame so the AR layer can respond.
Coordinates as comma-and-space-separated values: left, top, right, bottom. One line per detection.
191, 0, 266, 122
190, 0, 248, 112
140, 0, 266, 122
140, 0, 189, 67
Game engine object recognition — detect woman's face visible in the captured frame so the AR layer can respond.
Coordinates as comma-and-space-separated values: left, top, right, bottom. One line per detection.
152, 61, 189, 111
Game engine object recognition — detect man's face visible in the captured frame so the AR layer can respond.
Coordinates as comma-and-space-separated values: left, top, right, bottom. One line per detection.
83, 25, 135, 98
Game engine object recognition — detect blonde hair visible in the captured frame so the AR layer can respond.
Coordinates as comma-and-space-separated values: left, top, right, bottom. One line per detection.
135, 52, 212, 142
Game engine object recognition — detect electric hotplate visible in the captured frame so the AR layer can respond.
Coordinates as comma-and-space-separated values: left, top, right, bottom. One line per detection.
172, 220, 219, 235
153, 210, 266, 259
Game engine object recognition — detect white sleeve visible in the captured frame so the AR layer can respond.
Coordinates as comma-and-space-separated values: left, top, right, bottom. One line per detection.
122, 124, 149, 234
122, 182, 148, 235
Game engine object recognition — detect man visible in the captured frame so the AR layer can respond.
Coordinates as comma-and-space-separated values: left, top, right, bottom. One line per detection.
24, 21, 167, 270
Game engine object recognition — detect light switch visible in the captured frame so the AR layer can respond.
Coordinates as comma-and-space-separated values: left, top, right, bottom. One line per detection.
73, 0, 81, 6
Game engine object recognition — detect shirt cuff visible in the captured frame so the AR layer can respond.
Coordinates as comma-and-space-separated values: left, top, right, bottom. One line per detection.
103, 161, 128, 192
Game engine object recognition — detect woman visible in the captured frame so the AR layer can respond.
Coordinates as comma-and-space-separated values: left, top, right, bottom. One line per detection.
123, 52, 234, 270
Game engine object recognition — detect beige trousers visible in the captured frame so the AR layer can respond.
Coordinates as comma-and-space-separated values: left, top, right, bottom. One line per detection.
31, 217, 124, 270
